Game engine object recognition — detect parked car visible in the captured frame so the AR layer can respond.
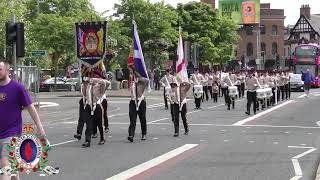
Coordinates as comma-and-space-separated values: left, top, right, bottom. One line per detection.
39, 77, 75, 92
66, 78, 81, 91
290, 74, 304, 92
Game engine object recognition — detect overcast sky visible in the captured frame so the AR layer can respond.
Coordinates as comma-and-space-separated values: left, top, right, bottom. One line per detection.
90, 0, 320, 26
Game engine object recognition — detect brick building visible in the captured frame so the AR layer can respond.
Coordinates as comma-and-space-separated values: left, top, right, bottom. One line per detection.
200, 0, 215, 9
235, 3, 285, 70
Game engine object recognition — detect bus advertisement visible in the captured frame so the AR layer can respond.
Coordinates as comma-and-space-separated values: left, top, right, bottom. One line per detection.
293, 43, 320, 87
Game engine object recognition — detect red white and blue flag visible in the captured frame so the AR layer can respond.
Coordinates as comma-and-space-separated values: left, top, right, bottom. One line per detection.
176, 27, 188, 82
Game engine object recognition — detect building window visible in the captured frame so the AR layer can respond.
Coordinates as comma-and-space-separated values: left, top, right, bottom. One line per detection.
272, 25, 277, 35
272, 42, 278, 56
261, 43, 266, 54
260, 25, 266, 35
294, 33, 300, 40
246, 25, 253, 35
247, 43, 253, 57
310, 33, 316, 40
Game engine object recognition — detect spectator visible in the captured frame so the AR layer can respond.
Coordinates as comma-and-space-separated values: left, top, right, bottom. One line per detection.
301, 68, 314, 97
153, 66, 161, 90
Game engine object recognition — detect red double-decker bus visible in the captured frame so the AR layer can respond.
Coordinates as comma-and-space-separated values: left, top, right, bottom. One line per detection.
293, 43, 320, 87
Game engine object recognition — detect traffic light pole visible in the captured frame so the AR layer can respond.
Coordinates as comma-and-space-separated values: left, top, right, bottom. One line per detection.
11, 5, 17, 80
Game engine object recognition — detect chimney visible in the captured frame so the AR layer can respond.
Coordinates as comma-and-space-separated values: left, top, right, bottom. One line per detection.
300, 4, 311, 19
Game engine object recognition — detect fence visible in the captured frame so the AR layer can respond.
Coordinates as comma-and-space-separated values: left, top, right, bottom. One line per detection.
16, 66, 40, 105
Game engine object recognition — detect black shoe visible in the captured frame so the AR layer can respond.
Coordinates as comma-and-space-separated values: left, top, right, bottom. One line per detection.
92, 134, 98, 138
105, 128, 109, 133
165, 107, 168, 110
245, 111, 250, 115
184, 130, 189, 135
98, 140, 106, 145
254, 111, 256, 115
82, 142, 90, 148
74, 134, 81, 140
227, 107, 230, 110
141, 135, 146, 141
128, 136, 133, 142
173, 133, 179, 137
232, 105, 235, 109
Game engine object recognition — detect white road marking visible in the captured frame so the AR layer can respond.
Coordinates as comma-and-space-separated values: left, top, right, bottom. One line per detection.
314, 94, 320, 97
224, 140, 229, 142
316, 121, 320, 127
300, 144, 306, 146
105, 144, 199, 180
242, 130, 246, 133
273, 142, 278, 145
288, 146, 317, 180
51, 140, 77, 147
108, 113, 128, 118
33, 102, 59, 108
285, 132, 290, 134
298, 94, 307, 99
308, 133, 312, 135
152, 123, 320, 129
233, 100, 294, 126
249, 141, 254, 143
153, 138, 158, 140
264, 131, 269, 133
187, 110, 201, 114
148, 118, 169, 124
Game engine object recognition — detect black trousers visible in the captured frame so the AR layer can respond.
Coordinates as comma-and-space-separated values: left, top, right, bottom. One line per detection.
203, 86, 209, 101
93, 99, 109, 135
77, 99, 106, 142
271, 87, 276, 105
171, 103, 188, 134
76, 98, 85, 135
219, 85, 222, 97
276, 87, 281, 102
128, 99, 147, 137
247, 91, 257, 114
236, 85, 241, 98
195, 97, 202, 108
208, 86, 213, 99
241, 83, 245, 98
154, 80, 160, 90
285, 84, 290, 99
280, 86, 285, 100
222, 87, 234, 109
163, 87, 168, 109
213, 93, 218, 102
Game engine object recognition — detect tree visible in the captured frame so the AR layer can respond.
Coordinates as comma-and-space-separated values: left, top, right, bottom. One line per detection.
177, 2, 239, 65
114, 0, 179, 68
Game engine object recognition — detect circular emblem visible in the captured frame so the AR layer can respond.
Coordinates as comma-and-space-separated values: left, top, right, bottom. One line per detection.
15, 135, 42, 170
85, 32, 99, 53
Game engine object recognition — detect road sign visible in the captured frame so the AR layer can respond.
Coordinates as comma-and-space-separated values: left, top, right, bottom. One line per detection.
32, 50, 47, 57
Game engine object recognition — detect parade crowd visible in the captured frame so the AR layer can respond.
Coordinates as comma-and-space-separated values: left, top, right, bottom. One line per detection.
74, 66, 296, 148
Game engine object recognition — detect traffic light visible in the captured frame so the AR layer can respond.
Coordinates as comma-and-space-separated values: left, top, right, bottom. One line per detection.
5, 22, 25, 57
6, 22, 17, 44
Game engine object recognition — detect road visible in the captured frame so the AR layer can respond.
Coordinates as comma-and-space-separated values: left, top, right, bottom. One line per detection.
19, 89, 320, 180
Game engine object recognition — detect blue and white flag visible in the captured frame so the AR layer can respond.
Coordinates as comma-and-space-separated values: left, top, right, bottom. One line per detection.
133, 20, 149, 79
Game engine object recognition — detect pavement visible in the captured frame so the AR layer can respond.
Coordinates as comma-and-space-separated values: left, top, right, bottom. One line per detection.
18, 88, 320, 180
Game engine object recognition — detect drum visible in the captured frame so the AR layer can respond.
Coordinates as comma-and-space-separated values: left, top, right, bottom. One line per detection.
194, 85, 203, 98
228, 86, 239, 98
265, 88, 272, 99
165, 86, 172, 98
256, 88, 267, 100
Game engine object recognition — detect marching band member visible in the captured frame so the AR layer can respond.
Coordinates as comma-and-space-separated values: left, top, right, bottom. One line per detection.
212, 82, 219, 103
213, 71, 221, 97
221, 73, 235, 110
81, 77, 109, 147
275, 72, 281, 102
257, 72, 265, 111
268, 72, 276, 106
235, 72, 242, 98
191, 69, 205, 109
208, 71, 214, 100
203, 73, 209, 102
279, 72, 286, 101
245, 70, 259, 115
284, 71, 290, 99
128, 75, 149, 142
240, 71, 246, 98
160, 69, 174, 110
168, 75, 191, 137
